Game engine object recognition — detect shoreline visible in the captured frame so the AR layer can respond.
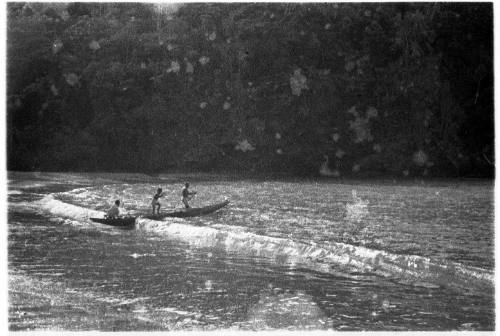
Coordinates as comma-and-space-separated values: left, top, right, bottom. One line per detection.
6, 170, 495, 184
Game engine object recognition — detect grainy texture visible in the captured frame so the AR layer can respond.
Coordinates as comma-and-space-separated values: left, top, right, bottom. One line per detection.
6, 3, 493, 177
8, 172, 494, 331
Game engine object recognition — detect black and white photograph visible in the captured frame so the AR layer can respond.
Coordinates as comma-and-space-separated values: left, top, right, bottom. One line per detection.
5, 1, 495, 332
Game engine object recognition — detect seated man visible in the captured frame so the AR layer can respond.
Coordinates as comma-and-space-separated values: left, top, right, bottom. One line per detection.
181, 182, 196, 208
106, 200, 121, 218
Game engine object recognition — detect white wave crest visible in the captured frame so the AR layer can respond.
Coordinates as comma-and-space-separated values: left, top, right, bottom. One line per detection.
8, 190, 23, 195
33, 196, 494, 291
36, 195, 103, 220
137, 218, 493, 291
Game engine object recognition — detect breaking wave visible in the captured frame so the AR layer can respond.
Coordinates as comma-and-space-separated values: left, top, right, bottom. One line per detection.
36, 195, 493, 292
36, 195, 103, 220
8, 190, 23, 195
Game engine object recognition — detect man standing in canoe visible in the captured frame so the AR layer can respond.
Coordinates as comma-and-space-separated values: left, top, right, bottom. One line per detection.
152, 188, 166, 214
182, 182, 196, 208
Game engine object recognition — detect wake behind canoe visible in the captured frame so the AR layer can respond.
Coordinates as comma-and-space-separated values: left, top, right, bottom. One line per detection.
144, 199, 230, 219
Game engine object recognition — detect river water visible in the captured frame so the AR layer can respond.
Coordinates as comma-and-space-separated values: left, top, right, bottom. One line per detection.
7, 172, 494, 331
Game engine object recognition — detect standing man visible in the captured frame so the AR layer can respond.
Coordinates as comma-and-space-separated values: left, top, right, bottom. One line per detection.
152, 188, 166, 214
181, 182, 196, 208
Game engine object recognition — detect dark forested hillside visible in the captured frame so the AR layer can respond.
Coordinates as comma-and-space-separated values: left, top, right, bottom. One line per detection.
7, 2, 494, 177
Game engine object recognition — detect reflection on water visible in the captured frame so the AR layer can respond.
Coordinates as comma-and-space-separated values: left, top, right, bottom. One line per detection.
7, 172, 494, 331
246, 289, 328, 330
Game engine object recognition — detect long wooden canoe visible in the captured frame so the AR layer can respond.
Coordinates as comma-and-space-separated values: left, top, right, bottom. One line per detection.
143, 199, 229, 219
90, 216, 137, 227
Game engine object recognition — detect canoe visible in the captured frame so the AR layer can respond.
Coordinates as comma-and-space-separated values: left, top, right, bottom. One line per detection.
143, 200, 230, 219
90, 217, 137, 227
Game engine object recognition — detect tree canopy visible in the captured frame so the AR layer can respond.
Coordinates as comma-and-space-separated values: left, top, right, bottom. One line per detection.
7, 2, 494, 177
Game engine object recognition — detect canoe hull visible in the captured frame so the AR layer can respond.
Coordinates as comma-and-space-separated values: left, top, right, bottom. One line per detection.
90, 217, 136, 227
144, 200, 230, 219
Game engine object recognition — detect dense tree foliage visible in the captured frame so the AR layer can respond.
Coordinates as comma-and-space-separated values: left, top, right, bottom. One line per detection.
7, 2, 493, 177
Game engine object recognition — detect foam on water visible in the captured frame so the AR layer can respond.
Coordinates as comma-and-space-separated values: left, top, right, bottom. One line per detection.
9, 181, 54, 189
8, 190, 23, 195
129, 253, 156, 259
137, 218, 492, 291
37, 195, 104, 220
245, 289, 328, 329
9, 272, 190, 330
35, 195, 493, 293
